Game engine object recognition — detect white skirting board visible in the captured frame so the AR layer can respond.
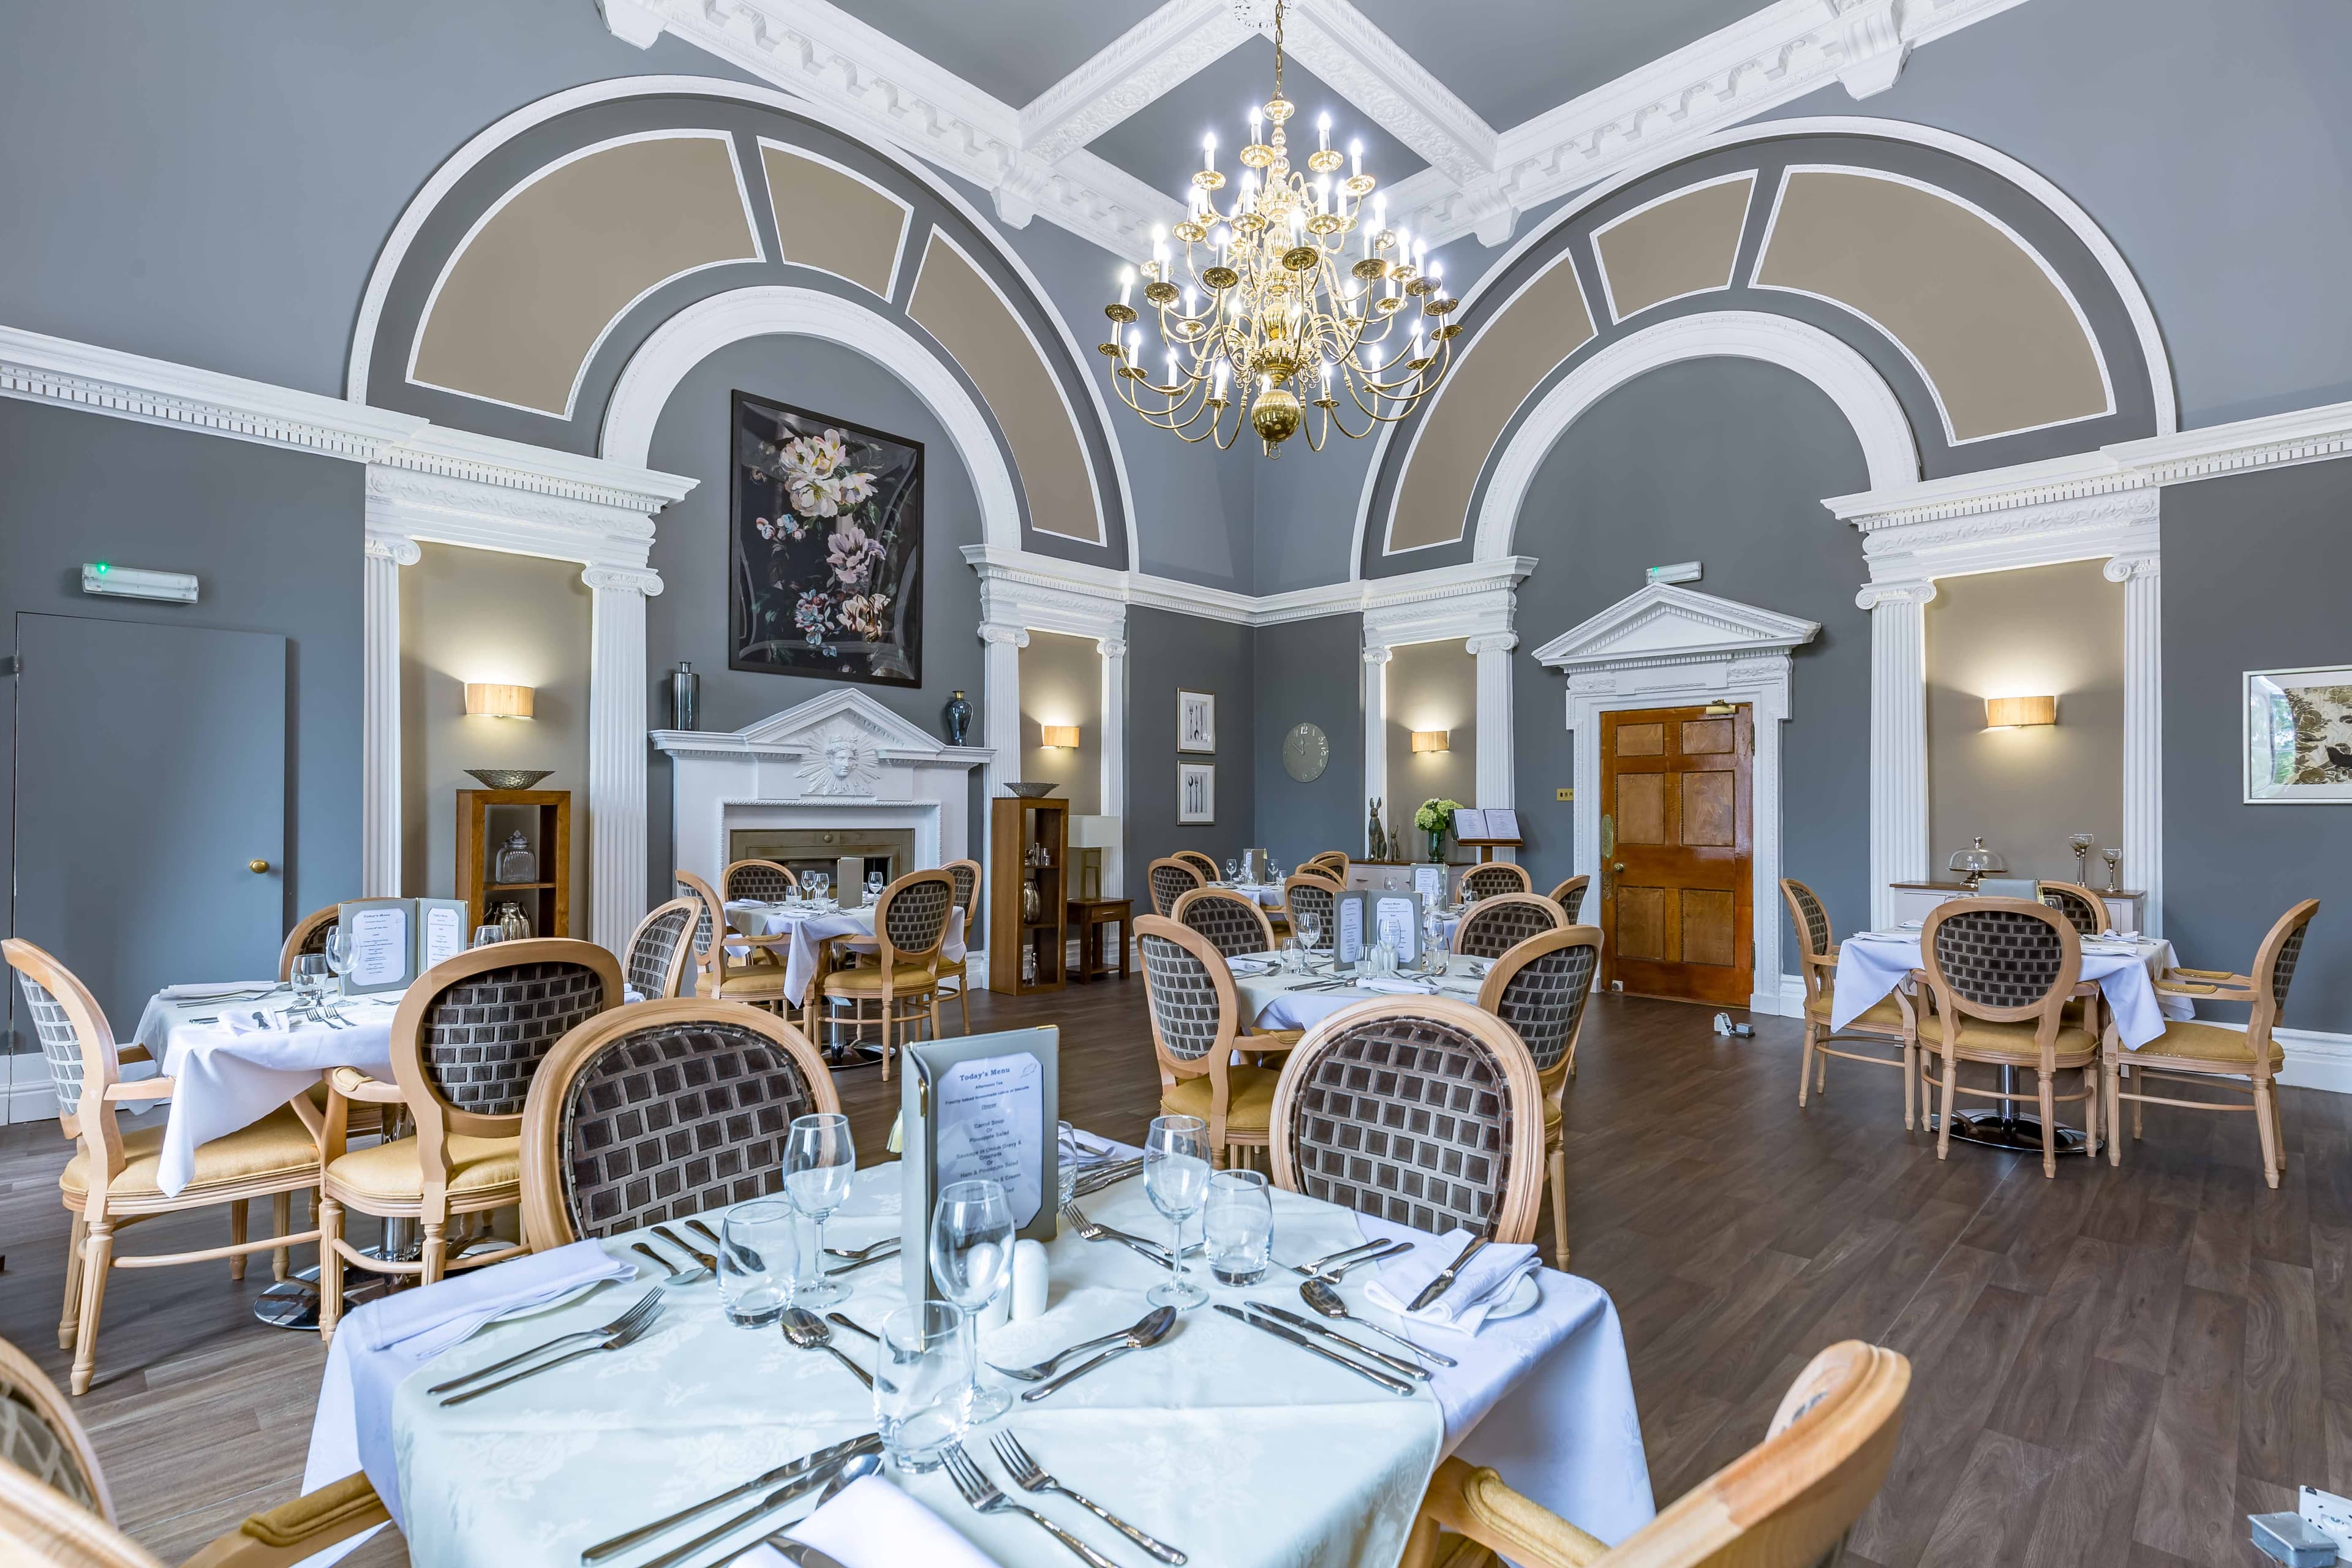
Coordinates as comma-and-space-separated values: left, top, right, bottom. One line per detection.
6, 1061, 59, 1125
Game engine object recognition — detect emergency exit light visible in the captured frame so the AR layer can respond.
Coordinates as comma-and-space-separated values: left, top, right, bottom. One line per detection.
81, 563, 198, 604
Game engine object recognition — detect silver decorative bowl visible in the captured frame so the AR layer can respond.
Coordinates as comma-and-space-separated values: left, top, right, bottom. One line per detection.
466, 768, 553, 791
1000, 781, 1060, 798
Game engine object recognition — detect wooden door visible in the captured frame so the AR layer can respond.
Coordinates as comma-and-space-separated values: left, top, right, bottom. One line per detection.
1600, 704, 1752, 1006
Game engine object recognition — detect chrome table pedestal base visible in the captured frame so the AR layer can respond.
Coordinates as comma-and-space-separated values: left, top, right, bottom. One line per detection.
1926, 1065, 2092, 1157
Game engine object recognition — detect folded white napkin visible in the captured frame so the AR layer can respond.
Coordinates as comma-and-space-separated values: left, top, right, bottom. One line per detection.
1364, 1229, 1540, 1335
753, 1474, 997, 1568
225, 1007, 309, 1034
304, 1241, 635, 1534
1356, 976, 1439, 995
1227, 957, 1276, 976
161, 981, 274, 1000
1849, 930, 1917, 944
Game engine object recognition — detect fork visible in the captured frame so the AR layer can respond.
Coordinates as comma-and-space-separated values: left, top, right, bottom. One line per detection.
989, 1431, 1186, 1564
437, 1298, 662, 1405
426, 1289, 664, 1395
941, 1446, 1121, 1568
1057, 1200, 1173, 1265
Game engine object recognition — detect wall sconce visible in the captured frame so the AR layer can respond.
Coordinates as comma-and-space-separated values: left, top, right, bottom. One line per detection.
1411, 729, 1450, 753
1984, 695, 2056, 729
1041, 724, 1081, 749
465, 682, 535, 720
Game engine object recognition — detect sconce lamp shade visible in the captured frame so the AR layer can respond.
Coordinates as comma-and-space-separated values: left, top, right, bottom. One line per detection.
1410, 729, 1450, 753
1985, 695, 2056, 728
1068, 814, 1121, 848
1040, 724, 1081, 749
464, 682, 535, 720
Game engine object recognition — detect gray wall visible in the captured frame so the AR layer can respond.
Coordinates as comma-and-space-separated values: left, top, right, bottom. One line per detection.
1387, 639, 1480, 848
2162, 458, 2352, 1033
1018, 630, 1102, 815
1125, 609, 1256, 874
1251, 615, 1367, 866
1509, 358, 1874, 969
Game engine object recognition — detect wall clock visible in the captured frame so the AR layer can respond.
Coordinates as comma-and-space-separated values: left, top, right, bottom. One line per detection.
1283, 722, 1330, 782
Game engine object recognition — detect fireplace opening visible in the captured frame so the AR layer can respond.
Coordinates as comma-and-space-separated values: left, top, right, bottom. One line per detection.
729, 826, 917, 889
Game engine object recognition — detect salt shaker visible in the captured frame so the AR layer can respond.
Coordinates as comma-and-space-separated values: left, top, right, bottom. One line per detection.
1010, 1238, 1049, 1322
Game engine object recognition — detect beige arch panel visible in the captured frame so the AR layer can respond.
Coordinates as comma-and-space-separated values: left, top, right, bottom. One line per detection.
909, 230, 1102, 545
1387, 252, 1596, 553
1753, 168, 2110, 443
759, 141, 911, 299
410, 132, 761, 417
1594, 172, 1755, 322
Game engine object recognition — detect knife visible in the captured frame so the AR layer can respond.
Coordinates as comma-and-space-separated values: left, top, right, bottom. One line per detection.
635, 1454, 865, 1568
1213, 1304, 1415, 1395
1408, 1235, 1490, 1311
578, 1433, 881, 1562
1245, 1303, 1431, 1381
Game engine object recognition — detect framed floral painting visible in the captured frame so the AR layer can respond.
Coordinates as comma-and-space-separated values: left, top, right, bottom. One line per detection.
730, 391, 923, 687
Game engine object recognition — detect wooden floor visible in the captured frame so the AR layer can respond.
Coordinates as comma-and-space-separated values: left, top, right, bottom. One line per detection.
2, 978, 2337, 1567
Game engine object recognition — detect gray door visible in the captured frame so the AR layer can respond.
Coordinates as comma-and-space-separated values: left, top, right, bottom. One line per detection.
12, 613, 287, 1033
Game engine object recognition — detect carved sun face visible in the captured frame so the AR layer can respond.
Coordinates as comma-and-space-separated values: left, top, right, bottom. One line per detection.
824, 736, 857, 777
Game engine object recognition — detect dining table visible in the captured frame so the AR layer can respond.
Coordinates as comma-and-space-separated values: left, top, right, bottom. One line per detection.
338, 1156, 1653, 1568
1829, 927, 2188, 1048
1228, 951, 1492, 1035
723, 899, 967, 1009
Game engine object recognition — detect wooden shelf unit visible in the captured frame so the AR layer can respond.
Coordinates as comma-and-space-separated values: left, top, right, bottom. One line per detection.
456, 789, 571, 938
988, 796, 1068, 995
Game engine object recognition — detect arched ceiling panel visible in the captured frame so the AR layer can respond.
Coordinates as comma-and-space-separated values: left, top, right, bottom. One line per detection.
758, 141, 911, 300
1594, 173, 1755, 323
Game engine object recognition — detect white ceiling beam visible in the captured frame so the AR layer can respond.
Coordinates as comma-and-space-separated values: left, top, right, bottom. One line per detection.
1268, 0, 1497, 189
1018, 0, 1253, 167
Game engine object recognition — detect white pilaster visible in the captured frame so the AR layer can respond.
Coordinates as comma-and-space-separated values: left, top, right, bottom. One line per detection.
1468, 632, 1518, 832
586, 567, 660, 954
2106, 552, 2163, 937
362, 532, 419, 897
1856, 579, 1935, 927
1363, 644, 1393, 853
1097, 634, 1129, 896
978, 623, 1028, 806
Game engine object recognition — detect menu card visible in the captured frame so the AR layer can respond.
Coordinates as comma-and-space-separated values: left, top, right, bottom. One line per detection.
1374, 891, 1423, 962
1412, 864, 1448, 907
338, 899, 413, 995
935, 1053, 1044, 1227
417, 899, 469, 970
901, 1028, 1060, 1305
1483, 809, 1522, 842
1333, 891, 1369, 970
1454, 808, 1488, 839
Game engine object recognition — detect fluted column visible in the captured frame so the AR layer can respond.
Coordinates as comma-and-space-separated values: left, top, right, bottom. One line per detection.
979, 622, 1028, 940
1363, 643, 1393, 856
2106, 553, 2163, 937
1096, 633, 1128, 896
1468, 633, 1518, 833
585, 566, 660, 954
1856, 579, 1936, 927
362, 531, 419, 897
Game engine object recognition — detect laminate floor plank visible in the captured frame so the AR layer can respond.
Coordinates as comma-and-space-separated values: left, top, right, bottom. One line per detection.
2018, 1354, 2163, 1568
2135, 1284, 2246, 1565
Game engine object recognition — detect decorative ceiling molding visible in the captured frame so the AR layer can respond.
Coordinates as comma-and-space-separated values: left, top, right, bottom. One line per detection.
1017, 0, 1247, 166
1531, 581, 1821, 673
960, 542, 1537, 629
1272, 0, 1498, 192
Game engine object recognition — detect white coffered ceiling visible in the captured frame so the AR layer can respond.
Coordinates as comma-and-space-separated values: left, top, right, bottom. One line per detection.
598, 0, 2030, 257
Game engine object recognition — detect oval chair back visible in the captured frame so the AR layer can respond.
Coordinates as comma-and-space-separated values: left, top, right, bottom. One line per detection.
623, 896, 700, 1000
1308, 851, 1350, 878
520, 1000, 839, 1247
388, 937, 622, 1150
2035, 880, 2107, 937
1134, 914, 1242, 1085
1780, 877, 1835, 1013
723, 858, 799, 903
1546, 876, 1590, 924
2252, 897, 2321, 1040
1479, 926, 1602, 1083
1918, 898, 2082, 1055
279, 903, 342, 982
1, 940, 121, 1146
1147, 856, 1205, 918
1172, 886, 1276, 959
672, 870, 724, 972
0, 1335, 108, 1524
1282, 875, 1340, 950
942, 858, 981, 943
1269, 996, 1546, 1245
1453, 893, 1566, 960
1174, 850, 1221, 884
1460, 862, 1531, 900
876, 869, 957, 965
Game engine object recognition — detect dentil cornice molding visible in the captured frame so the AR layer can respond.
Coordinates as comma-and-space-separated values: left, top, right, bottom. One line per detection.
962, 543, 1536, 631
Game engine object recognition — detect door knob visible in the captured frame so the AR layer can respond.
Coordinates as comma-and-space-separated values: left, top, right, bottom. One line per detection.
248, 859, 271, 873
1612, 862, 1625, 873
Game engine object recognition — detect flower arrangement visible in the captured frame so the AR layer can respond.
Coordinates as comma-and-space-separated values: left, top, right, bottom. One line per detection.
1414, 797, 1462, 862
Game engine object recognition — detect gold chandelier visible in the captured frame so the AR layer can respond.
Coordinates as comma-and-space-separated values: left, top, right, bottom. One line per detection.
1099, 0, 1460, 458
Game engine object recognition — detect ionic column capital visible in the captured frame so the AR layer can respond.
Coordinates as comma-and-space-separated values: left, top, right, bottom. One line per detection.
364, 531, 421, 567
979, 622, 1031, 649
1465, 633, 1520, 657
1855, 578, 1937, 611
2103, 552, 2161, 584
582, 564, 663, 596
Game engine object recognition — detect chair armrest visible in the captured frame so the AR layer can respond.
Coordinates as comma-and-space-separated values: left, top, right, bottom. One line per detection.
328, 1067, 405, 1104
1242, 1028, 1305, 1051
104, 1077, 176, 1102
183, 1473, 390, 1568
116, 1042, 154, 1065
1802, 952, 1839, 972
1404, 1458, 1607, 1568
2171, 965, 2248, 984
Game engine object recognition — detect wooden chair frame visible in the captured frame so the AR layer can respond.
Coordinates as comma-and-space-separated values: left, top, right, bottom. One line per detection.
1452, 893, 1567, 958
674, 869, 792, 1011
1478, 925, 1603, 1265
1134, 916, 1298, 1164
1399, 1340, 1909, 1568
276, 904, 341, 982
622, 895, 700, 1000
1279, 874, 1344, 952
1781, 878, 1919, 1128
519, 1000, 840, 1248
1173, 849, 1221, 884
818, 868, 954, 1080
2035, 879, 2111, 937
1145, 856, 1206, 918
1170, 886, 1278, 956
932, 858, 981, 1034
1308, 851, 1350, 877
1917, 899, 2097, 1177
722, 858, 800, 902
2106, 897, 2318, 1189
316, 938, 622, 1338
1269, 995, 1548, 1246
1545, 875, 1591, 924
1460, 862, 1533, 900
5, 940, 319, 1395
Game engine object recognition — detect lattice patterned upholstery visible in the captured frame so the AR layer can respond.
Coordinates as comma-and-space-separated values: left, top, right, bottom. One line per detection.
420, 962, 608, 1115
675, 878, 715, 958
557, 1020, 820, 1235
1180, 893, 1268, 959
1175, 851, 1220, 883
1455, 899, 1563, 960
1283, 1012, 1517, 1234
1148, 861, 1201, 918
1286, 880, 1338, 949
1556, 882, 1588, 922
2272, 920, 2309, 1010
0, 1390, 94, 1510
1930, 909, 2066, 1009
627, 905, 694, 998
14, 971, 85, 1112
1787, 880, 1832, 957
1461, 865, 1525, 901
2038, 884, 2104, 937
1494, 943, 1599, 1073
1140, 932, 1224, 1062
945, 863, 978, 928
883, 877, 953, 954
726, 862, 796, 902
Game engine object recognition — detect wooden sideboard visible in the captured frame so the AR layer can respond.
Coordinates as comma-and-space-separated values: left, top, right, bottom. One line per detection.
1887, 880, 2146, 933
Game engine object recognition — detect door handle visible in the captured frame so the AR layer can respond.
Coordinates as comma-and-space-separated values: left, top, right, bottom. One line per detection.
1612, 862, 1626, 873
248, 859, 271, 874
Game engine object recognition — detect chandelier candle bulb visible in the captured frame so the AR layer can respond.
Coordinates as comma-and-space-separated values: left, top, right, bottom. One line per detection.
1317, 111, 1330, 151
1351, 138, 1363, 178
1203, 131, 1216, 173
1118, 267, 1134, 308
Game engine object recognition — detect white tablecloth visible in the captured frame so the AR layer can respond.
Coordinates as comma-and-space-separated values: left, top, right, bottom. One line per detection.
361, 1160, 1651, 1568
1211, 882, 1288, 908
725, 902, 967, 1007
1829, 932, 2188, 1047
1232, 953, 1491, 1034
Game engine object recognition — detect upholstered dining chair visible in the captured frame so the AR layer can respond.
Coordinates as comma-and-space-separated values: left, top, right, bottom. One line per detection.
1146, 856, 1205, 918
1269, 996, 1547, 1244
276, 904, 341, 981
1453, 893, 1566, 960
622, 896, 699, 1000
2107, 897, 2318, 1189
519, 1000, 840, 1246
1135, 916, 1302, 1168
4, 940, 320, 1395
2035, 880, 2109, 937
1171, 886, 1277, 959
723, 858, 799, 903
933, 858, 981, 1034
816, 868, 955, 1080
315, 939, 620, 1339
1782, 878, 1918, 1126
1282, 873, 1340, 950
1308, 850, 1350, 878
1545, 876, 1591, 924
1397, 1340, 1910, 1568
1917, 899, 2098, 1177
1477, 925, 1602, 1266
1460, 862, 1532, 900
1174, 849, 1221, 884
0, 1331, 388, 1567
673, 869, 791, 1012
1293, 862, 1343, 885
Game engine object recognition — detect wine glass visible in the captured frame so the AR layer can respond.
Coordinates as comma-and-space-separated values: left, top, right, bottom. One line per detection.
785, 1113, 856, 1307
291, 954, 330, 1020
1144, 1115, 1210, 1310
929, 1178, 1014, 1423
323, 926, 354, 997
1224, 857, 1239, 883
2101, 848, 2123, 892
1297, 909, 1323, 959
471, 925, 505, 949
866, 871, 886, 907
807, 870, 829, 907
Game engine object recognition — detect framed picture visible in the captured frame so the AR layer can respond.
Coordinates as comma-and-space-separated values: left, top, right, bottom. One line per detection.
1177, 761, 1215, 824
2245, 665, 2352, 802
1177, 689, 1216, 753
730, 390, 923, 687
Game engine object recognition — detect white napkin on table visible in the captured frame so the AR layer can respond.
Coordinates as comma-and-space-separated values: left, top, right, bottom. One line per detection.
1364, 1229, 1540, 1335
225, 1007, 310, 1033
750, 1474, 997, 1568
1227, 956, 1277, 976
1356, 976, 1439, 995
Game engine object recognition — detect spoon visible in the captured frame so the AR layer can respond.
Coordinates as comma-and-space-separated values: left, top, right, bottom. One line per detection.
1020, 1308, 1178, 1403
1299, 1277, 1457, 1367
990, 1306, 1175, 1382
823, 1235, 900, 1261
782, 1306, 873, 1388
826, 1311, 878, 1342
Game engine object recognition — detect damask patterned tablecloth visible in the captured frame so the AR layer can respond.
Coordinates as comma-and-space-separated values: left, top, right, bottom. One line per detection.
1829, 932, 2187, 1047
723, 902, 966, 1006
1231, 952, 1491, 1033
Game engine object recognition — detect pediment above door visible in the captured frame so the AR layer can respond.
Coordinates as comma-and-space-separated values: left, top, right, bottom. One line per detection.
1530, 582, 1820, 674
